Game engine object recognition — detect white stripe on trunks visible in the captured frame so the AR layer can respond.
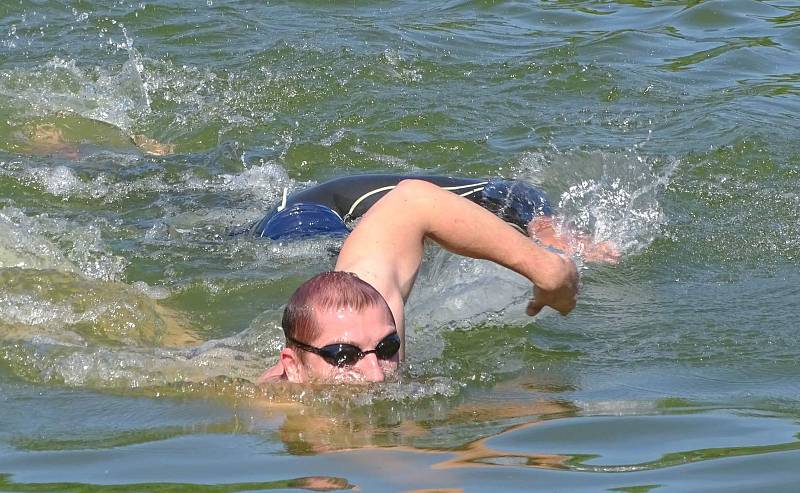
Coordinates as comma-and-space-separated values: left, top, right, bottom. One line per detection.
346, 181, 489, 218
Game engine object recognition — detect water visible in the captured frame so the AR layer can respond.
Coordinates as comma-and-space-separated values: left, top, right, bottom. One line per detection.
1, 0, 799, 491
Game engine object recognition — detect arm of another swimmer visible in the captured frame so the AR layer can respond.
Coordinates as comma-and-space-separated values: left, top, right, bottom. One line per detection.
335, 179, 580, 334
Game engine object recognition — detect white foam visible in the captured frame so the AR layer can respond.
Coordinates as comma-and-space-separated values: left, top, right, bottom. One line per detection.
0, 208, 76, 272
0, 207, 126, 281
132, 281, 170, 300
0, 291, 76, 329
38, 165, 84, 196
320, 129, 347, 147
1, 331, 272, 388
217, 162, 294, 200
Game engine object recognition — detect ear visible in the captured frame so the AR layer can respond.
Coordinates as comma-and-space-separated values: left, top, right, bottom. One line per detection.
280, 347, 306, 383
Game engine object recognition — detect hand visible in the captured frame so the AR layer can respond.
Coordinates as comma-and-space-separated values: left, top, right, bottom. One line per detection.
528, 216, 619, 264
526, 252, 579, 316
582, 239, 620, 264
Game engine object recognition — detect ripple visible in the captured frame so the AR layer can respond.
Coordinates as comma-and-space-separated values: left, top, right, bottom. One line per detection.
469, 410, 800, 472
663, 36, 782, 72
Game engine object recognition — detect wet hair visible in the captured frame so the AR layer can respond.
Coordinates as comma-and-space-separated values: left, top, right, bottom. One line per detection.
282, 271, 395, 346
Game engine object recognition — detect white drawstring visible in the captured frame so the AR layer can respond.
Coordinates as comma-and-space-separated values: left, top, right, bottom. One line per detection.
277, 187, 288, 212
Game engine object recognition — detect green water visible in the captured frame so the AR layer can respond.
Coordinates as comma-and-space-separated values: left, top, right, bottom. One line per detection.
1, 0, 799, 491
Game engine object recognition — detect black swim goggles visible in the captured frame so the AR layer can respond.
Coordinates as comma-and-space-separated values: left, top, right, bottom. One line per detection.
286, 332, 401, 367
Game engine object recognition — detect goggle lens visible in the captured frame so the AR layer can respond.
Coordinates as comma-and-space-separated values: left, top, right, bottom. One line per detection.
290, 332, 401, 368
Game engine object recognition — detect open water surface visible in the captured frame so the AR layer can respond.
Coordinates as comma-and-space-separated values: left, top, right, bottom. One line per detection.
1, 0, 799, 491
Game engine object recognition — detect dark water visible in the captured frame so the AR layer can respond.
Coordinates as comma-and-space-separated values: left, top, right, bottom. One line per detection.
1, 1, 799, 491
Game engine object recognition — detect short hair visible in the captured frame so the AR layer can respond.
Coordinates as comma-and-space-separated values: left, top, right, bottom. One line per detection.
282, 271, 395, 345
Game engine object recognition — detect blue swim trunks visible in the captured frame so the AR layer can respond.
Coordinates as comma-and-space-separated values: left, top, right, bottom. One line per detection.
252, 202, 350, 240
250, 176, 552, 240
480, 179, 553, 226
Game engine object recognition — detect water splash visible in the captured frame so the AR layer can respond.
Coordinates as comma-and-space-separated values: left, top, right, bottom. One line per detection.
517, 148, 676, 255
0, 273, 264, 388
0, 208, 76, 273
0, 207, 125, 281
121, 25, 152, 112
405, 149, 674, 330
0, 51, 151, 133
0, 15, 164, 156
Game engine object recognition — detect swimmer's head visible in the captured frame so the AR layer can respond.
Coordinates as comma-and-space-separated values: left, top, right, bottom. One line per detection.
278, 271, 399, 384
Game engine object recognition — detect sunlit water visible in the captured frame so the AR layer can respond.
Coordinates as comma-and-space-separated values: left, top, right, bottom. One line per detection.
1, 1, 799, 491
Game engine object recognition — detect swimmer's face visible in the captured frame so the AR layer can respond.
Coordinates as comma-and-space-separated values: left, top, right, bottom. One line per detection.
281, 304, 399, 384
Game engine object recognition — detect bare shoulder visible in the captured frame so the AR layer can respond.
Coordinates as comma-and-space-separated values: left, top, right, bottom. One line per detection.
333, 180, 434, 332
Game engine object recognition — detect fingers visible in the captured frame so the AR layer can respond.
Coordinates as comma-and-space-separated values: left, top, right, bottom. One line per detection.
527, 293, 576, 316
527, 283, 578, 317
526, 297, 575, 316
526, 251, 580, 317
526, 298, 545, 316
558, 296, 577, 316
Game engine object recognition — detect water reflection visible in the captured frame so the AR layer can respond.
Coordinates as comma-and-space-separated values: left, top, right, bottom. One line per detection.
663, 36, 780, 72
440, 410, 800, 473
250, 383, 577, 454
0, 474, 355, 492
246, 391, 800, 477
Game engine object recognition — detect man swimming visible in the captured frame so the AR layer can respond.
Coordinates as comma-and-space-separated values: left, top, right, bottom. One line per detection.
254, 175, 613, 384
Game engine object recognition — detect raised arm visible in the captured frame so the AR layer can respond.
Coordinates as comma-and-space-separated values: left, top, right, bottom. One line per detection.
334, 179, 579, 332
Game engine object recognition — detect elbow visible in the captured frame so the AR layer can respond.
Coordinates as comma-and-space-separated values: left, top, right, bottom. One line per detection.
388, 179, 440, 207
380, 179, 441, 228
394, 178, 438, 195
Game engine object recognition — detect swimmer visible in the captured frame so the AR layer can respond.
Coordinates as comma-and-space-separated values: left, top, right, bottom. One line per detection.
254, 175, 616, 384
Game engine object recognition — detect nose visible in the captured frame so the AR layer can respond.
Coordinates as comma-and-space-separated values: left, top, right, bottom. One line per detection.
358, 353, 385, 382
